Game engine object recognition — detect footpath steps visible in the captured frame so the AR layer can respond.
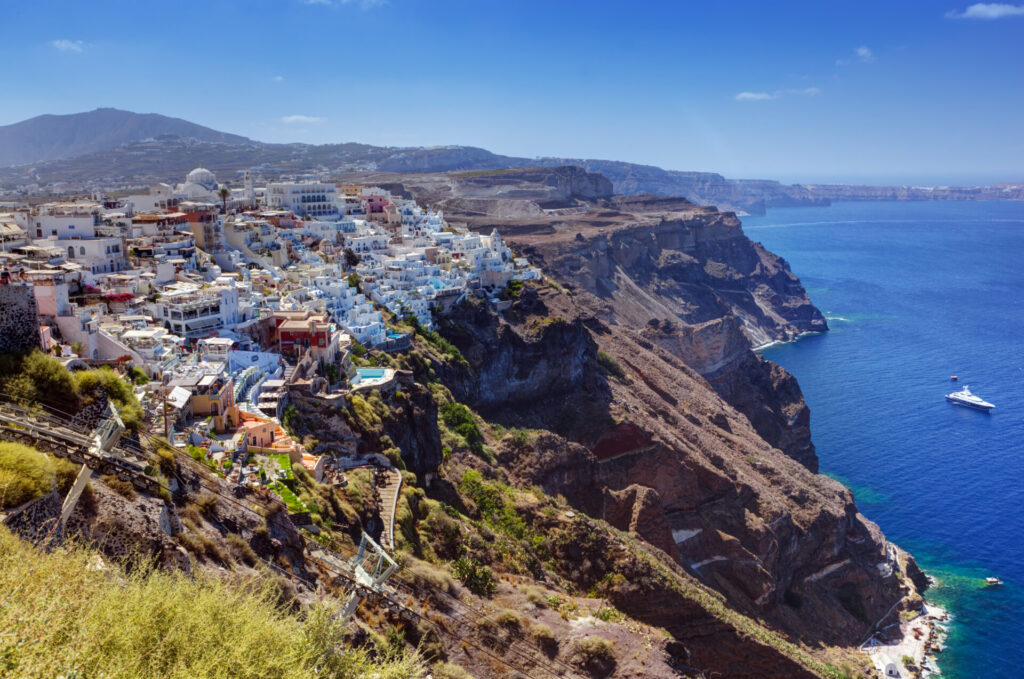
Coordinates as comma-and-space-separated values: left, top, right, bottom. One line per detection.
374, 468, 402, 552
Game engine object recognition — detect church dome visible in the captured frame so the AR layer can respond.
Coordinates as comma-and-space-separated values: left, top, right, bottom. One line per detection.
186, 167, 217, 190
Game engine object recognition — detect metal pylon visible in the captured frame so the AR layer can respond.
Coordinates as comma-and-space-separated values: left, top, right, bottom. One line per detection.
335, 531, 399, 624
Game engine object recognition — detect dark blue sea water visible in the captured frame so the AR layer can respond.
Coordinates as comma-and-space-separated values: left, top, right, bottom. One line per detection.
744, 201, 1024, 679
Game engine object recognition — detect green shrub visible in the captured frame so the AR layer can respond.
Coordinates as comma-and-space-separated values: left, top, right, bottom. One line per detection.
348, 393, 381, 430
596, 351, 626, 380
0, 442, 55, 509
0, 350, 77, 407
281, 404, 300, 434
439, 403, 487, 459
596, 606, 624, 623
127, 366, 150, 385
499, 279, 524, 300
74, 366, 144, 432
459, 470, 527, 540
451, 557, 496, 597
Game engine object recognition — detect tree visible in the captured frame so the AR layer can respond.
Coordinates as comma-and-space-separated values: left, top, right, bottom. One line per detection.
218, 187, 230, 213
343, 248, 360, 268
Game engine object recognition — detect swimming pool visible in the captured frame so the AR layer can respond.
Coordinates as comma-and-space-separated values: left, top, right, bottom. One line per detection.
350, 367, 388, 386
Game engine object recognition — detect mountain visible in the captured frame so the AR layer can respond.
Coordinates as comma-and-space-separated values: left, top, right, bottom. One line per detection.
0, 108, 1020, 213
0, 108, 250, 167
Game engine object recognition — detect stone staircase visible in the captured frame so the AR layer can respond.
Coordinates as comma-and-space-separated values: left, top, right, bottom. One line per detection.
374, 467, 403, 552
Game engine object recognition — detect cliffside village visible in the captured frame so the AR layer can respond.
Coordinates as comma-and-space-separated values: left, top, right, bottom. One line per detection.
0, 168, 540, 511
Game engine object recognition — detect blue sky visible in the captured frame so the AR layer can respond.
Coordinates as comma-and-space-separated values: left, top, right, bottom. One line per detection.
2, 0, 1022, 184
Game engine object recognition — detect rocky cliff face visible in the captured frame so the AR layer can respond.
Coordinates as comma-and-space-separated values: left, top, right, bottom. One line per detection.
437, 283, 913, 653
485, 197, 823, 468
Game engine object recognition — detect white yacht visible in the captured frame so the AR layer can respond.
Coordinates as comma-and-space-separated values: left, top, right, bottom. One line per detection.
945, 385, 995, 411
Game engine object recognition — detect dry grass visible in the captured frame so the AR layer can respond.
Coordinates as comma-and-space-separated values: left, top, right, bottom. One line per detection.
193, 492, 219, 518
101, 474, 136, 499
0, 441, 55, 509
0, 525, 424, 678
403, 557, 456, 595
431, 661, 475, 679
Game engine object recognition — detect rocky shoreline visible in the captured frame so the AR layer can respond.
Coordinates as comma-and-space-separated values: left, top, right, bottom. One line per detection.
864, 600, 949, 678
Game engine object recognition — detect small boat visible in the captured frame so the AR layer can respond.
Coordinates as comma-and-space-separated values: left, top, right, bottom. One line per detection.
950, 375, 958, 381
985, 577, 1002, 586
946, 386, 995, 411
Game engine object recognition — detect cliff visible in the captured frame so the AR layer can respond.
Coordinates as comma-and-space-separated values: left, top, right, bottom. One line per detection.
435, 284, 910, 655
444, 194, 823, 469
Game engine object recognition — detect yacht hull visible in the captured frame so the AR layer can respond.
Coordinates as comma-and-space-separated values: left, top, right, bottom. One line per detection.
945, 396, 994, 411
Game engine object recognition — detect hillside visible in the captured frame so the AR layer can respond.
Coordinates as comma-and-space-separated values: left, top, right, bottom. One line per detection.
0, 523, 422, 678
1, 109, 1020, 213
0, 108, 250, 167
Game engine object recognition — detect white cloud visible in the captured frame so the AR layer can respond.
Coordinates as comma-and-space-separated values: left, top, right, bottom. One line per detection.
735, 87, 820, 102
273, 75, 284, 82
837, 46, 874, 65
946, 3, 1024, 18
281, 115, 327, 124
50, 39, 84, 52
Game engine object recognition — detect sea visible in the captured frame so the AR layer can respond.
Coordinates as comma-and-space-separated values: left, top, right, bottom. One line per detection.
743, 201, 1024, 679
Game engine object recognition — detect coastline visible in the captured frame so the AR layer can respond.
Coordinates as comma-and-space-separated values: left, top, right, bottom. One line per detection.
752, 329, 823, 353
863, 600, 949, 678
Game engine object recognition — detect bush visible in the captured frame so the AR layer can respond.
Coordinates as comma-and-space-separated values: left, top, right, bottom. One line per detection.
101, 474, 136, 499
499, 279, 524, 300
569, 636, 616, 677
439, 403, 486, 459
152, 444, 176, 477
451, 557, 496, 597
0, 442, 55, 509
348, 393, 381, 430
0, 350, 77, 407
529, 623, 558, 656
902, 655, 915, 667
480, 609, 522, 631
282, 404, 300, 434
596, 351, 626, 380
523, 585, 548, 607
75, 366, 143, 429
459, 470, 527, 540
127, 366, 150, 385
193, 492, 219, 518
53, 457, 82, 494
225, 533, 258, 566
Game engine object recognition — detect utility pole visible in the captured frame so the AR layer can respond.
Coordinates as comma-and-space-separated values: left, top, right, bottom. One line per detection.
162, 387, 169, 440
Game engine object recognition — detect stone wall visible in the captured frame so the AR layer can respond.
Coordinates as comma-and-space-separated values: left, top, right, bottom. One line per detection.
0, 285, 41, 354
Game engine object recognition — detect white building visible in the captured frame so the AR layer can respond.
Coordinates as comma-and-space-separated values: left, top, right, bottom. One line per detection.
266, 182, 339, 220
